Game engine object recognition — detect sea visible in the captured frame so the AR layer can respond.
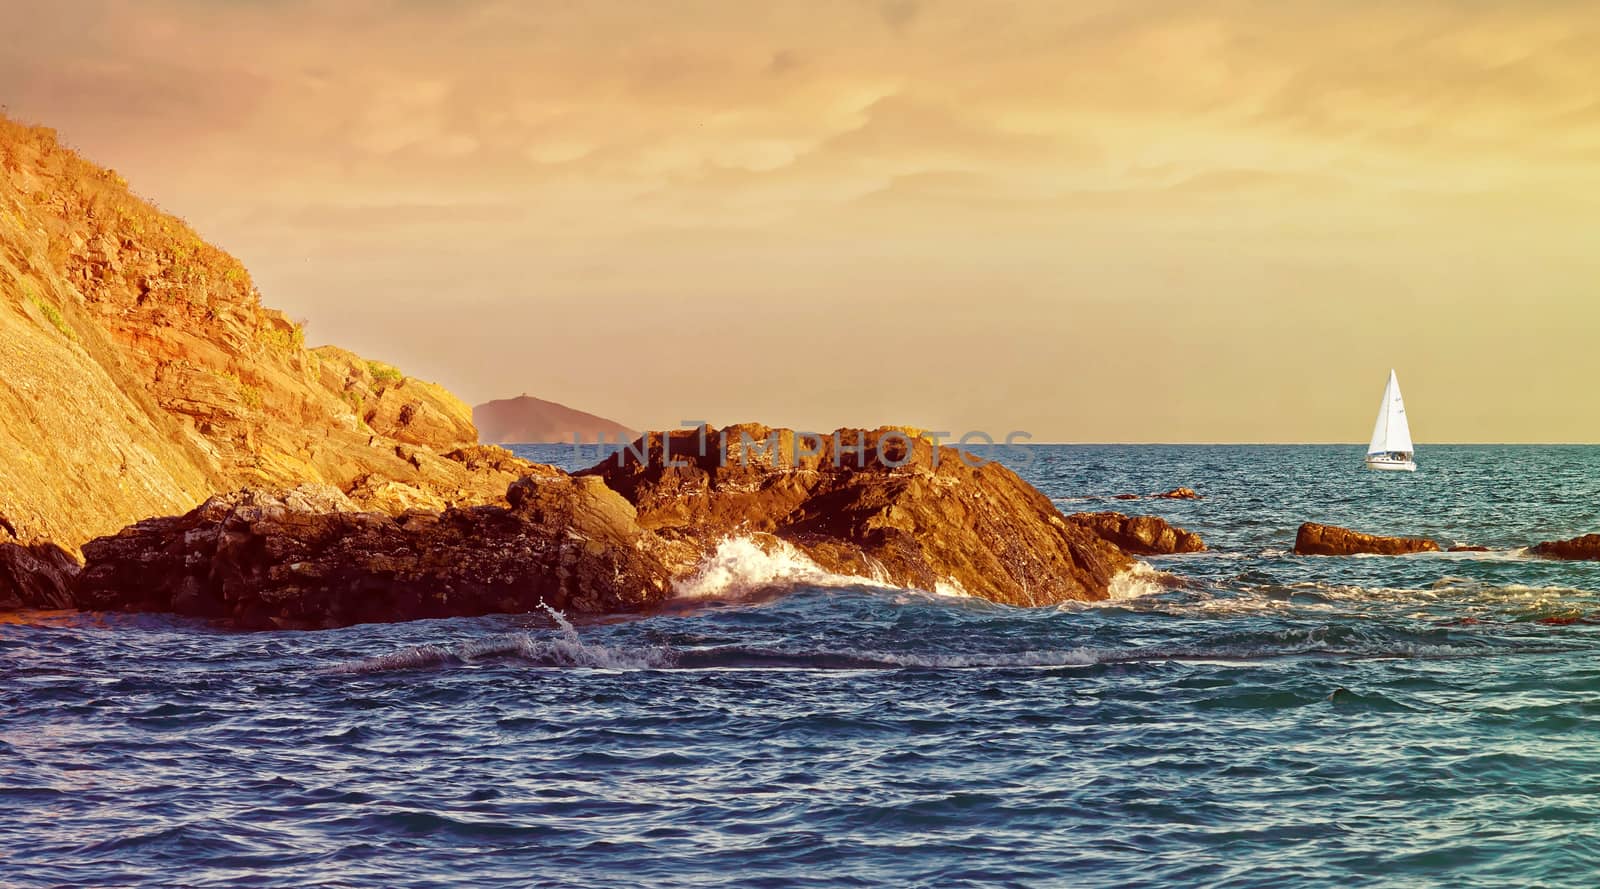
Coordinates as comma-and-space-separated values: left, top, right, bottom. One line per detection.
5, 444, 1600, 888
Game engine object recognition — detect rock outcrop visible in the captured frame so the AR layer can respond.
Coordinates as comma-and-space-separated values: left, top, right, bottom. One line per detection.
474, 394, 633, 444
0, 115, 536, 555
62, 423, 1209, 626
1294, 522, 1442, 556
1067, 512, 1206, 555
1154, 487, 1202, 500
75, 483, 673, 630
0, 541, 80, 610
581, 424, 1138, 607
1529, 534, 1600, 561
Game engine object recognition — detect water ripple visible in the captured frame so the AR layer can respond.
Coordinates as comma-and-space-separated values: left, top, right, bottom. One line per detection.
4, 445, 1600, 887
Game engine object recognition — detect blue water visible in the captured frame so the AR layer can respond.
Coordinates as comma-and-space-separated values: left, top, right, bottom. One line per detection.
5, 445, 1600, 888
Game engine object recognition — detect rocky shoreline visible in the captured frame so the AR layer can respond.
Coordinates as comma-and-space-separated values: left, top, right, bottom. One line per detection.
7, 424, 1216, 629
13, 452, 1600, 627
6, 115, 1600, 629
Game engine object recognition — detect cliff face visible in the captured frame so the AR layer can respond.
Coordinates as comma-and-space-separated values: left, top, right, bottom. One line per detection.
474, 395, 633, 444
0, 116, 529, 551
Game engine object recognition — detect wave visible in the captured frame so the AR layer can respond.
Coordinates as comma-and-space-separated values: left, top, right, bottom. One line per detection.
931, 578, 973, 599
1431, 547, 1534, 561
673, 536, 1180, 608
1107, 562, 1176, 600
1338, 547, 1534, 561
328, 632, 674, 674
328, 601, 1543, 675
670, 536, 894, 600
331, 635, 1543, 675
328, 603, 673, 674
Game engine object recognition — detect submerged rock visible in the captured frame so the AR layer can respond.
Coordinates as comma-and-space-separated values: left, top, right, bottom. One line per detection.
1294, 522, 1441, 556
1447, 545, 1491, 553
74, 483, 673, 630
1153, 487, 1203, 500
1529, 534, 1600, 561
1066, 512, 1206, 556
582, 424, 1140, 607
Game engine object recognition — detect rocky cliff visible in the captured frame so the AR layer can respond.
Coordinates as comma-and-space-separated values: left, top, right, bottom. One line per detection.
0, 116, 532, 551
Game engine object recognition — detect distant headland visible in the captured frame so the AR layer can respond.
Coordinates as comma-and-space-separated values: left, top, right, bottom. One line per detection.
473, 394, 632, 445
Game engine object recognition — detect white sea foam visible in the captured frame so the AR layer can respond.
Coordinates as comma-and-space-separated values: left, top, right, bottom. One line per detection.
1431, 547, 1534, 562
671, 535, 895, 600
932, 578, 973, 599
1107, 562, 1174, 600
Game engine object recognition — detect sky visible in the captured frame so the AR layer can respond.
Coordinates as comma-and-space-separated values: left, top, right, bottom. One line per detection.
4, 0, 1598, 442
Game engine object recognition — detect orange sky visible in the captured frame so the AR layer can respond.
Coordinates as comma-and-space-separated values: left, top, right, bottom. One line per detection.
5, 0, 1598, 441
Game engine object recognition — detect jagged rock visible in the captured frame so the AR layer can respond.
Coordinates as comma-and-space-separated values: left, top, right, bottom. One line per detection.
64, 424, 1201, 625
1294, 522, 1441, 556
581, 424, 1138, 607
341, 477, 450, 515
0, 541, 80, 610
313, 346, 477, 450
1154, 487, 1202, 500
74, 483, 673, 630
1529, 534, 1600, 561
1067, 512, 1206, 555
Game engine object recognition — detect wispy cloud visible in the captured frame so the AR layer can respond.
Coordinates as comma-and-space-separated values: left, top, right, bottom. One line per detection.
5, 0, 1598, 440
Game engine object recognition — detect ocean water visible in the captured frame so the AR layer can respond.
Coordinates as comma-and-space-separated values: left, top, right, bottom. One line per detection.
5, 445, 1600, 888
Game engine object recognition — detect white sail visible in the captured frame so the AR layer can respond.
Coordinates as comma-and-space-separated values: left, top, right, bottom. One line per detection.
1367, 369, 1413, 455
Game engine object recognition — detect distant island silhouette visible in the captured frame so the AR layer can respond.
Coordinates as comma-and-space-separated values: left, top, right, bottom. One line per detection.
473, 394, 633, 444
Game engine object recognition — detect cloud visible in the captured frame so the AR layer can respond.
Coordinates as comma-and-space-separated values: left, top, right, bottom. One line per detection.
7, 0, 1600, 439
878, 0, 922, 32
766, 50, 803, 77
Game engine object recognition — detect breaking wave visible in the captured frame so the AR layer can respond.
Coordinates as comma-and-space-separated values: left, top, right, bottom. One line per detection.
670, 536, 894, 599
1107, 562, 1175, 600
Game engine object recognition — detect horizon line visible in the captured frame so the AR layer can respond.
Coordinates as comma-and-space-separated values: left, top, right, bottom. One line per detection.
499, 439, 1600, 447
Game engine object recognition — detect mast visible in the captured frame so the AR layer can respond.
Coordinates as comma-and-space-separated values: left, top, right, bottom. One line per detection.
1367, 371, 1393, 455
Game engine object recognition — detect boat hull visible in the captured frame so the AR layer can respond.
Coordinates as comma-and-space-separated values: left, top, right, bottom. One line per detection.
1365, 457, 1417, 472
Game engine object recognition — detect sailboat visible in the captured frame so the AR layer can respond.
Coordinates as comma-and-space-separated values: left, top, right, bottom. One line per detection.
1365, 369, 1416, 472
